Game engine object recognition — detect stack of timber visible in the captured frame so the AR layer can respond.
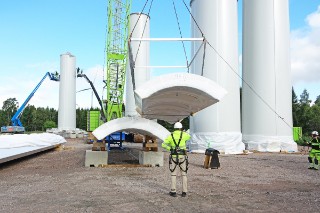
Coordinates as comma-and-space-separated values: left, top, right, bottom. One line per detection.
143, 135, 158, 152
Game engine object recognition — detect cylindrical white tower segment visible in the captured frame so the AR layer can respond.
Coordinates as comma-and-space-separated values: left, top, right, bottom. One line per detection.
242, 0, 297, 152
189, 0, 244, 154
58, 52, 76, 130
125, 13, 150, 117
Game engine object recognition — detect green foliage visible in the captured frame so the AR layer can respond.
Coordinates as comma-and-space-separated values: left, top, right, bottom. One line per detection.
292, 87, 299, 126
157, 117, 190, 133
2, 98, 18, 126
315, 95, 320, 106
293, 88, 320, 137
43, 120, 56, 129
299, 89, 311, 105
76, 108, 89, 130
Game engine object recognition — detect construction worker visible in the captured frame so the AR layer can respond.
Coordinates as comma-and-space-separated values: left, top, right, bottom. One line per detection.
307, 131, 320, 170
162, 122, 190, 197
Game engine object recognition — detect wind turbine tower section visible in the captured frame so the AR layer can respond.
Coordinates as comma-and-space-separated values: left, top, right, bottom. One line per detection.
125, 13, 150, 117
190, 0, 244, 154
242, 0, 297, 152
58, 52, 76, 130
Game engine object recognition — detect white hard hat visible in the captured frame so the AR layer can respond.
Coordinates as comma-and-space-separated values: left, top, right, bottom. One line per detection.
174, 122, 183, 129
312, 131, 319, 136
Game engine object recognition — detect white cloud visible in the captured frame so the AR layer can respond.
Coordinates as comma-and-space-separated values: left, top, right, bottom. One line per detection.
306, 6, 320, 28
25, 61, 59, 73
291, 6, 320, 84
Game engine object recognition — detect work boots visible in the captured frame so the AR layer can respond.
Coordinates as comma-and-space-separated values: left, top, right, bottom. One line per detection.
308, 163, 314, 169
182, 192, 187, 197
314, 159, 319, 170
308, 157, 314, 169
169, 192, 177, 197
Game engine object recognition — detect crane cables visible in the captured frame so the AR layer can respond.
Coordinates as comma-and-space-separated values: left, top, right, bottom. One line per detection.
180, 0, 293, 131
128, 0, 154, 91
129, 0, 292, 131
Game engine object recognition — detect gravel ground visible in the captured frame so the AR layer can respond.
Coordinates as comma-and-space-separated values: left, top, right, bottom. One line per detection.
0, 138, 319, 213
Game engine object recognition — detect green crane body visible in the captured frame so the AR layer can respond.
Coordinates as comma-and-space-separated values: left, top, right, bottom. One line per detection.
105, 0, 131, 121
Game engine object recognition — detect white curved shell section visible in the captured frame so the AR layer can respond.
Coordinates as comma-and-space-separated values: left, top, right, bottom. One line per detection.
92, 117, 170, 141
134, 73, 227, 123
58, 53, 76, 130
242, 0, 296, 152
125, 13, 150, 117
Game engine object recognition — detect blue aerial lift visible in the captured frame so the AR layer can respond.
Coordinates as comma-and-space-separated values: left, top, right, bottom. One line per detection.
1, 72, 59, 133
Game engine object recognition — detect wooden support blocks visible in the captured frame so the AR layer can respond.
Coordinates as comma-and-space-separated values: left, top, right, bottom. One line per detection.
143, 135, 158, 151
204, 155, 211, 169
92, 140, 106, 151
87, 132, 95, 144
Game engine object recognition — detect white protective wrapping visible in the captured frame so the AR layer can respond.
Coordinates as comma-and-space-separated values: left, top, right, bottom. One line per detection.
134, 73, 227, 123
243, 135, 298, 152
242, 0, 296, 152
190, 0, 244, 154
0, 133, 66, 149
0, 133, 66, 164
93, 117, 170, 141
189, 132, 243, 154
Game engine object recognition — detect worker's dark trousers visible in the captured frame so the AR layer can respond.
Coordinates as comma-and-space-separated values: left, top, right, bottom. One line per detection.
170, 155, 187, 193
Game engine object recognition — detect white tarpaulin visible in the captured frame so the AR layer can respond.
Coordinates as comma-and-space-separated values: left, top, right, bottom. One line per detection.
243, 135, 298, 152
93, 117, 170, 141
134, 73, 227, 123
189, 132, 245, 154
0, 133, 66, 164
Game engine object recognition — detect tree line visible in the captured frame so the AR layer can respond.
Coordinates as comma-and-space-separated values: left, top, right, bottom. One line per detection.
0, 97, 94, 132
0, 88, 319, 136
292, 88, 320, 136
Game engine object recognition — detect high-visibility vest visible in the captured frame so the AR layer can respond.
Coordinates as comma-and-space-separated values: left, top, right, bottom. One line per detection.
162, 130, 190, 155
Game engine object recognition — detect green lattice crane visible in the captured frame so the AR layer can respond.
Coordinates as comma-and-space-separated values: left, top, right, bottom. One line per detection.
105, 0, 131, 121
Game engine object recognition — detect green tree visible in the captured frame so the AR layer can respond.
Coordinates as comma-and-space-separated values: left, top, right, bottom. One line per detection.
306, 105, 320, 134
43, 120, 56, 130
292, 87, 299, 126
0, 109, 5, 127
157, 117, 190, 133
21, 105, 35, 131
2, 98, 19, 126
315, 95, 320, 106
299, 89, 311, 105
31, 107, 47, 131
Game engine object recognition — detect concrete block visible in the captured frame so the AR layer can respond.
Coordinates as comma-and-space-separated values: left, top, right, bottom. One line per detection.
85, 150, 108, 167
77, 133, 83, 138
70, 132, 77, 139
139, 151, 164, 167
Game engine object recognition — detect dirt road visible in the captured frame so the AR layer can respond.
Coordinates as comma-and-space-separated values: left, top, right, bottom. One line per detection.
0, 138, 319, 213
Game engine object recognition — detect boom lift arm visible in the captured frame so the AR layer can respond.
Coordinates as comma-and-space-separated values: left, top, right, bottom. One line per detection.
11, 72, 59, 127
0, 72, 60, 133
77, 69, 107, 123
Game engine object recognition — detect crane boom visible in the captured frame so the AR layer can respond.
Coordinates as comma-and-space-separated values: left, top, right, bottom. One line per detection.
105, 0, 131, 121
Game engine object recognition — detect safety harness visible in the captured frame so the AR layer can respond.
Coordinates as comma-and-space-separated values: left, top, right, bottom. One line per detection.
169, 131, 188, 173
